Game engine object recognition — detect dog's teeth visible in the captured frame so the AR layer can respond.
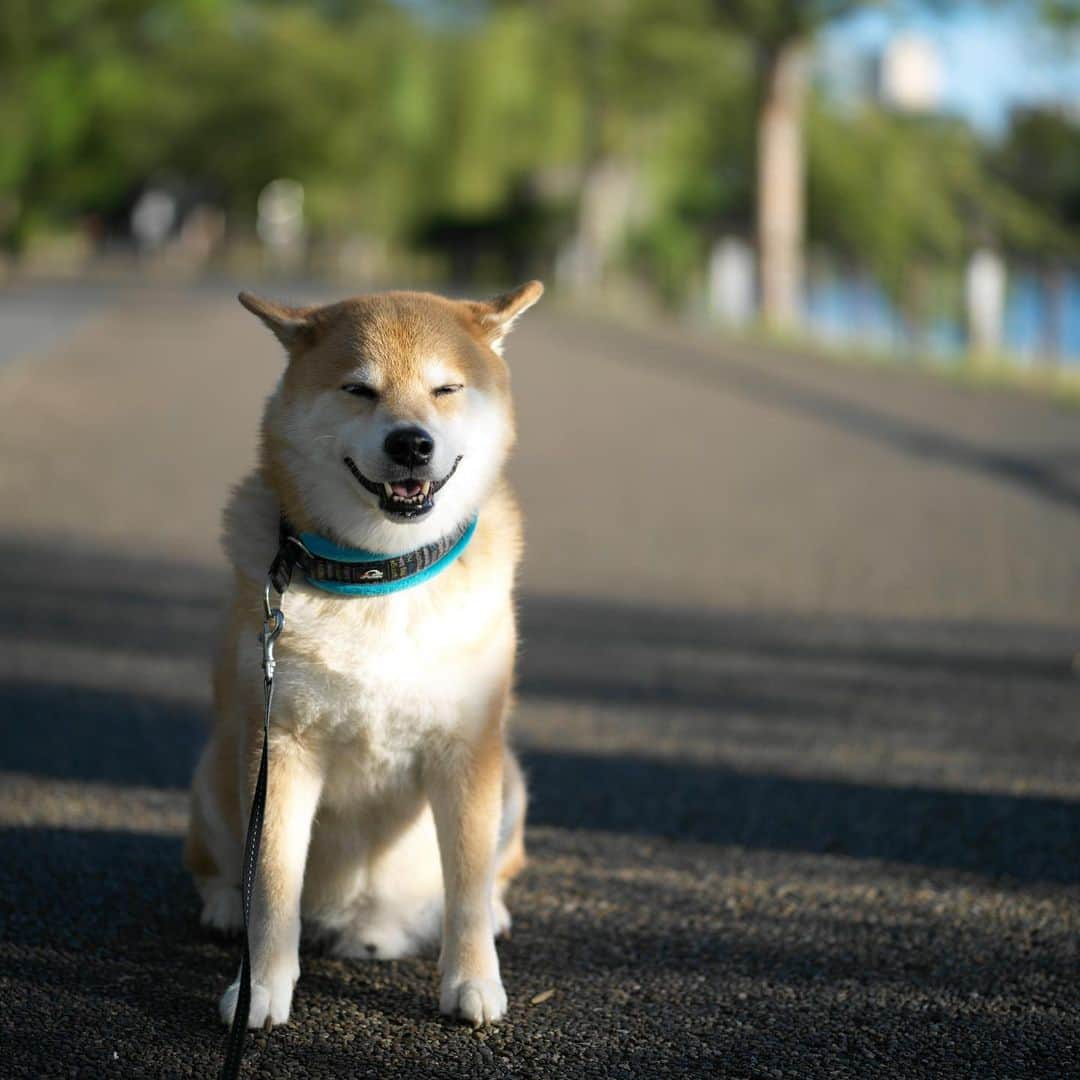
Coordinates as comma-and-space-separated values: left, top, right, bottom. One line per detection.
421, 481, 432, 496
383, 482, 393, 497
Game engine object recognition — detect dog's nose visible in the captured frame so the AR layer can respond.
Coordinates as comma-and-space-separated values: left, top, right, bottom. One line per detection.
384, 426, 435, 468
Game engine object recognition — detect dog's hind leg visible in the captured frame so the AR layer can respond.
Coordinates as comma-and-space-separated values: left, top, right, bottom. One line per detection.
311, 802, 446, 961
493, 748, 527, 938
185, 733, 244, 934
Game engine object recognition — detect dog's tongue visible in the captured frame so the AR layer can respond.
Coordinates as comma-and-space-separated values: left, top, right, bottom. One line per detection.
391, 480, 422, 498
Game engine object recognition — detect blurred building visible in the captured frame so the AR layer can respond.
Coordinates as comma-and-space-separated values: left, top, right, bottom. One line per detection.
878, 34, 944, 113
818, 30, 944, 116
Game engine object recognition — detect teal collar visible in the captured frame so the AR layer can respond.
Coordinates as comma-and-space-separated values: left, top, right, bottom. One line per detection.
274, 516, 477, 597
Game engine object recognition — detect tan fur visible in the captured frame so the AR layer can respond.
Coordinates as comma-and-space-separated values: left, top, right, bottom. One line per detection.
187, 282, 542, 1029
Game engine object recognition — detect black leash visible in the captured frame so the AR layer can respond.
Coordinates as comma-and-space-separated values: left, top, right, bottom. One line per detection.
219, 583, 285, 1080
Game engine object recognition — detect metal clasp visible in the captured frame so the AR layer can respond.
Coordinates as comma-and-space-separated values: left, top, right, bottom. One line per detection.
260, 582, 285, 682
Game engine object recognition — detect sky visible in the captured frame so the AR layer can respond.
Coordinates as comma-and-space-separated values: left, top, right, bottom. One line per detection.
823, 2, 1080, 136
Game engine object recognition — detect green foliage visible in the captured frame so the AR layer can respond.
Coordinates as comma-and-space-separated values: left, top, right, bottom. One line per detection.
0, 1, 562, 243
711, 1, 884, 47
992, 107, 1080, 254
807, 103, 1063, 302
1038, 0, 1080, 27
0, 0, 1075, 307
621, 27, 755, 304
0, 0, 203, 240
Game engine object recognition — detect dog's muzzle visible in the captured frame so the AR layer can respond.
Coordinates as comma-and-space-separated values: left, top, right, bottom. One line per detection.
343, 456, 462, 520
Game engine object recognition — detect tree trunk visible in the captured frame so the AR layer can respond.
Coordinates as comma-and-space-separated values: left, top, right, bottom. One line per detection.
563, 22, 608, 289
756, 40, 809, 329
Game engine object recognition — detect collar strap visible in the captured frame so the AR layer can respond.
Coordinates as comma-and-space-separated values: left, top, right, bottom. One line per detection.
269, 516, 477, 597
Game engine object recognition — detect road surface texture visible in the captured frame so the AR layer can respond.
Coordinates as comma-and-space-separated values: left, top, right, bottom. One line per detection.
1, 281, 1078, 1078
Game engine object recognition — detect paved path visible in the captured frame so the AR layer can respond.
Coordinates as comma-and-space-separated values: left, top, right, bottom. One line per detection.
1, 283, 1078, 1078
0, 280, 120, 368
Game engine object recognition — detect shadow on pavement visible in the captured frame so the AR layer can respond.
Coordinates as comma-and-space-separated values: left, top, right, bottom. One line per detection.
2, 674, 1076, 883
0, 681, 207, 789
523, 749, 1079, 884
1, 537, 1078, 885
1, 821, 1071, 1078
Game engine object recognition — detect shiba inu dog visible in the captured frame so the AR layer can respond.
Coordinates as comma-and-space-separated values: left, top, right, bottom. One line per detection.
184, 281, 543, 1029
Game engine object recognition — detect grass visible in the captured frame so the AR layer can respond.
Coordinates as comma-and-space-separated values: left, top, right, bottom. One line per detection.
760, 327, 1080, 410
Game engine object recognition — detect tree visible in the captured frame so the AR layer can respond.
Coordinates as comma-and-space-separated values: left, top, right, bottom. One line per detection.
713, 0, 1079, 330
993, 107, 1080, 245
0, 0, 198, 246
807, 104, 1054, 348
513, 0, 735, 287
992, 106, 1080, 358
709, 1, 872, 328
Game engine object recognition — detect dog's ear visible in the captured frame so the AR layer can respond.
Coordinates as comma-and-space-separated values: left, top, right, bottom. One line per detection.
238, 292, 317, 351
465, 280, 543, 355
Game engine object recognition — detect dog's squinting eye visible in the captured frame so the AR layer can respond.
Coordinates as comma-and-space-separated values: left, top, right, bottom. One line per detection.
433, 384, 464, 398
342, 384, 378, 401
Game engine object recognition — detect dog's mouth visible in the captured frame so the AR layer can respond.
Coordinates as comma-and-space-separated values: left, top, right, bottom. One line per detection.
343, 456, 462, 520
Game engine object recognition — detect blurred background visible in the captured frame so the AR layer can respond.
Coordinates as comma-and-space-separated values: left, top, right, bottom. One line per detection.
3, 3, 1080, 1077
2, 0, 1080, 382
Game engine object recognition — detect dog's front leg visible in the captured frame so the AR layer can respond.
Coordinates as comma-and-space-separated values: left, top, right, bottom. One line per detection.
220, 734, 322, 1029
427, 723, 506, 1027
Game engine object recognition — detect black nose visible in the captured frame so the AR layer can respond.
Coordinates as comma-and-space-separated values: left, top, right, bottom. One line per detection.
384, 426, 435, 468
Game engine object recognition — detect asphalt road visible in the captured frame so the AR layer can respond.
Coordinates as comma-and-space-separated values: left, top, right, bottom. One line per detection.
1, 281, 1078, 1079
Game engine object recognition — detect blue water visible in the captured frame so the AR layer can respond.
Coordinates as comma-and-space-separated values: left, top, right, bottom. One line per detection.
805, 268, 1080, 366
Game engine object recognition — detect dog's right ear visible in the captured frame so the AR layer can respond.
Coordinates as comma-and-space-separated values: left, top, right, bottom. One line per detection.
238, 292, 316, 351
463, 280, 544, 357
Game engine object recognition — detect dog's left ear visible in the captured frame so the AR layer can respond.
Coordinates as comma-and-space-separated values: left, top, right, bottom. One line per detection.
465, 280, 544, 355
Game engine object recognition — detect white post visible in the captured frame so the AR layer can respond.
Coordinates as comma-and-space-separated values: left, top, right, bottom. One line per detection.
257, 179, 306, 274
707, 237, 756, 326
965, 248, 1006, 359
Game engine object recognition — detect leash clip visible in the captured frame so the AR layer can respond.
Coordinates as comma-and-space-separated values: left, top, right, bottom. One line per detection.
260, 582, 285, 682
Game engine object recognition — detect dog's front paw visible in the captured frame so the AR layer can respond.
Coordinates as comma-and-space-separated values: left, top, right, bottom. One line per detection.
440, 977, 507, 1028
219, 961, 299, 1029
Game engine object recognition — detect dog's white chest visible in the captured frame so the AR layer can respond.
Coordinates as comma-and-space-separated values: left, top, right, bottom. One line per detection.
255, 584, 509, 807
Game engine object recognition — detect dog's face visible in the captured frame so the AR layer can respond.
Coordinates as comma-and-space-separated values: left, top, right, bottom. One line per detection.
243, 283, 542, 549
